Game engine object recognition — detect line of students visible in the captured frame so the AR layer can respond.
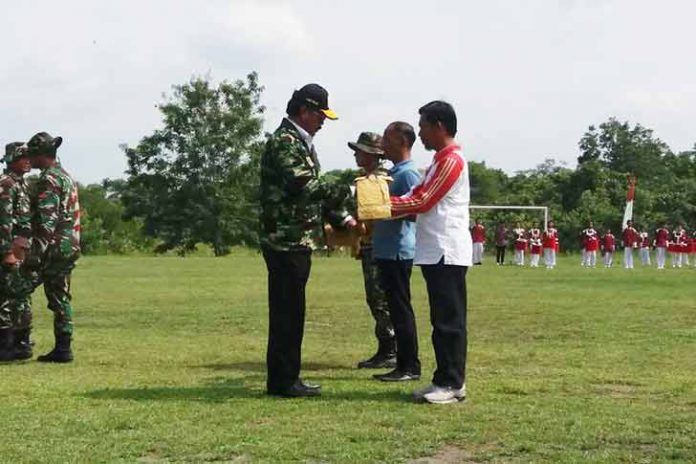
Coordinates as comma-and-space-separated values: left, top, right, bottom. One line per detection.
471, 219, 559, 269
470, 219, 696, 269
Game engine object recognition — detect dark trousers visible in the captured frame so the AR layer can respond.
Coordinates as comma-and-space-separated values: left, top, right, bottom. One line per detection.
376, 259, 420, 374
495, 246, 506, 264
420, 261, 468, 389
263, 248, 312, 392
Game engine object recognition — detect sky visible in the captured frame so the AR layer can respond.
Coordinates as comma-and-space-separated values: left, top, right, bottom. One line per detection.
2, 0, 694, 184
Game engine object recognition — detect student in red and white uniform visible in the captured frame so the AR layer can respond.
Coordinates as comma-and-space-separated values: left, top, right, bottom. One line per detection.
581, 221, 599, 267
528, 226, 542, 267
654, 223, 670, 270
601, 228, 616, 267
677, 224, 689, 267
514, 231, 528, 266
512, 222, 525, 241
622, 220, 638, 269
637, 229, 651, 266
542, 220, 558, 269
691, 229, 696, 267
470, 218, 486, 265
671, 224, 688, 268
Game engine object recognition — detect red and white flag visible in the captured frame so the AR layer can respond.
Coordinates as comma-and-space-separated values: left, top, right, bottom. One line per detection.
622, 177, 636, 229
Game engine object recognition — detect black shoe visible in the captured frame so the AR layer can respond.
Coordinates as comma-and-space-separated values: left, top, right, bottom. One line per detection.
358, 354, 397, 369
267, 380, 321, 398
0, 328, 15, 362
37, 333, 73, 363
358, 338, 397, 369
13, 329, 33, 360
372, 369, 421, 382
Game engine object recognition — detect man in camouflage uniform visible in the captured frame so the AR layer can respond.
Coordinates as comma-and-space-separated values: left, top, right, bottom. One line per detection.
26, 132, 80, 363
348, 132, 396, 369
260, 84, 355, 397
0, 142, 33, 361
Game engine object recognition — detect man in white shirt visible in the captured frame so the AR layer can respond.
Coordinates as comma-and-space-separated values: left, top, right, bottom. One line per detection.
390, 101, 471, 405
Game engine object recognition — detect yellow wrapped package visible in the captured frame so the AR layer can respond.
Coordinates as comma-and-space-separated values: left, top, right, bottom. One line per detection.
355, 174, 392, 220
324, 223, 367, 258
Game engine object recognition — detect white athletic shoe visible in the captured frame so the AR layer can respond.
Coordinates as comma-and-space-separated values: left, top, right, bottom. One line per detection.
414, 384, 466, 404
413, 383, 438, 401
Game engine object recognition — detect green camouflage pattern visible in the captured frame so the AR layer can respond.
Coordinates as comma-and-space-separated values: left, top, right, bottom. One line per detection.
26, 132, 62, 156
40, 261, 75, 335
31, 164, 81, 261
4, 142, 27, 164
260, 118, 351, 251
360, 245, 394, 342
0, 170, 33, 331
31, 163, 80, 336
347, 132, 384, 155
0, 172, 32, 255
0, 267, 35, 331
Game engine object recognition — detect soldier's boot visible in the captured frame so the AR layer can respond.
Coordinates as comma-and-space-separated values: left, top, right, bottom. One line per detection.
37, 332, 73, 363
357, 338, 396, 369
13, 328, 33, 360
0, 328, 15, 362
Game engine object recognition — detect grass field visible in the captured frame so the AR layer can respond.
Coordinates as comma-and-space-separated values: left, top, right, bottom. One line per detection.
2, 253, 695, 463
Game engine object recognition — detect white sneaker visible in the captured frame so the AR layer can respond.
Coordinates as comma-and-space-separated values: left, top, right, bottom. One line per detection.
412, 383, 438, 401
415, 384, 466, 404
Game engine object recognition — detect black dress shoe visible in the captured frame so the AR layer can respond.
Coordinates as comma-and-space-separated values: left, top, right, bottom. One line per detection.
372, 369, 421, 382
267, 380, 321, 398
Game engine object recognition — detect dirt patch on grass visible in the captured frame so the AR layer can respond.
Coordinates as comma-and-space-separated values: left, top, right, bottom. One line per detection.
408, 445, 482, 464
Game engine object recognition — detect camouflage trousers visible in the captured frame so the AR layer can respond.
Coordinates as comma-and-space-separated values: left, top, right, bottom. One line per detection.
35, 258, 76, 335
0, 265, 35, 331
360, 245, 394, 342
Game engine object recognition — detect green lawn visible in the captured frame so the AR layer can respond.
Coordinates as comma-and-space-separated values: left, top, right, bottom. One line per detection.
2, 253, 695, 463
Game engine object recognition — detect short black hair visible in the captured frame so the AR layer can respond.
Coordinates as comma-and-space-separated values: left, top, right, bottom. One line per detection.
286, 98, 304, 117
387, 121, 416, 148
418, 100, 457, 136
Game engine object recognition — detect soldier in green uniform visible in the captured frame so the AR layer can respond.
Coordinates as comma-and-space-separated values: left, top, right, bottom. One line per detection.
0, 142, 33, 361
348, 132, 397, 369
260, 84, 355, 397
26, 132, 80, 363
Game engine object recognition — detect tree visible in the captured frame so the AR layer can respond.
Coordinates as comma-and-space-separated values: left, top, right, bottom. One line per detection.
577, 118, 670, 181
122, 73, 265, 255
79, 183, 155, 254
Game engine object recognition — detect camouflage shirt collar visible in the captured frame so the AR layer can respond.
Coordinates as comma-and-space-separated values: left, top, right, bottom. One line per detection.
285, 117, 313, 149
8, 171, 25, 182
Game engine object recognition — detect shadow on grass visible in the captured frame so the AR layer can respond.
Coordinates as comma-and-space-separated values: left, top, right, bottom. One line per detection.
83, 377, 413, 404
198, 361, 354, 372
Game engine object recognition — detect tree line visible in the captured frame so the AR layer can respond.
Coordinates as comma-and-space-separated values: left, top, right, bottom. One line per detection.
77, 73, 696, 255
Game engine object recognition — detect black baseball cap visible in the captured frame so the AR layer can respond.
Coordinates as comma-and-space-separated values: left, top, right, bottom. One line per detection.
291, 83, 338, 120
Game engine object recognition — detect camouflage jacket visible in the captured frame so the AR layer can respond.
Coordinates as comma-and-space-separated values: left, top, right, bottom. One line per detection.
0, 171, 32, 255
31, 163, 81, 261
260, 118, 351, 251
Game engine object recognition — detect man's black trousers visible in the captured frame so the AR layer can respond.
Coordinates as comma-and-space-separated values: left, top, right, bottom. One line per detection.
376, 258, 421, 374
263, 247, 311, 393
420, 261, 468, 389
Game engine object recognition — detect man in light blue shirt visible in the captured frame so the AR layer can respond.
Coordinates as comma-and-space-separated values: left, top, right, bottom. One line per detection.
372, 122, 423, 382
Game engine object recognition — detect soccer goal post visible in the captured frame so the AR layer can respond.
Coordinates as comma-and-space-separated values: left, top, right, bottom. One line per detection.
470, 205, 549, 230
